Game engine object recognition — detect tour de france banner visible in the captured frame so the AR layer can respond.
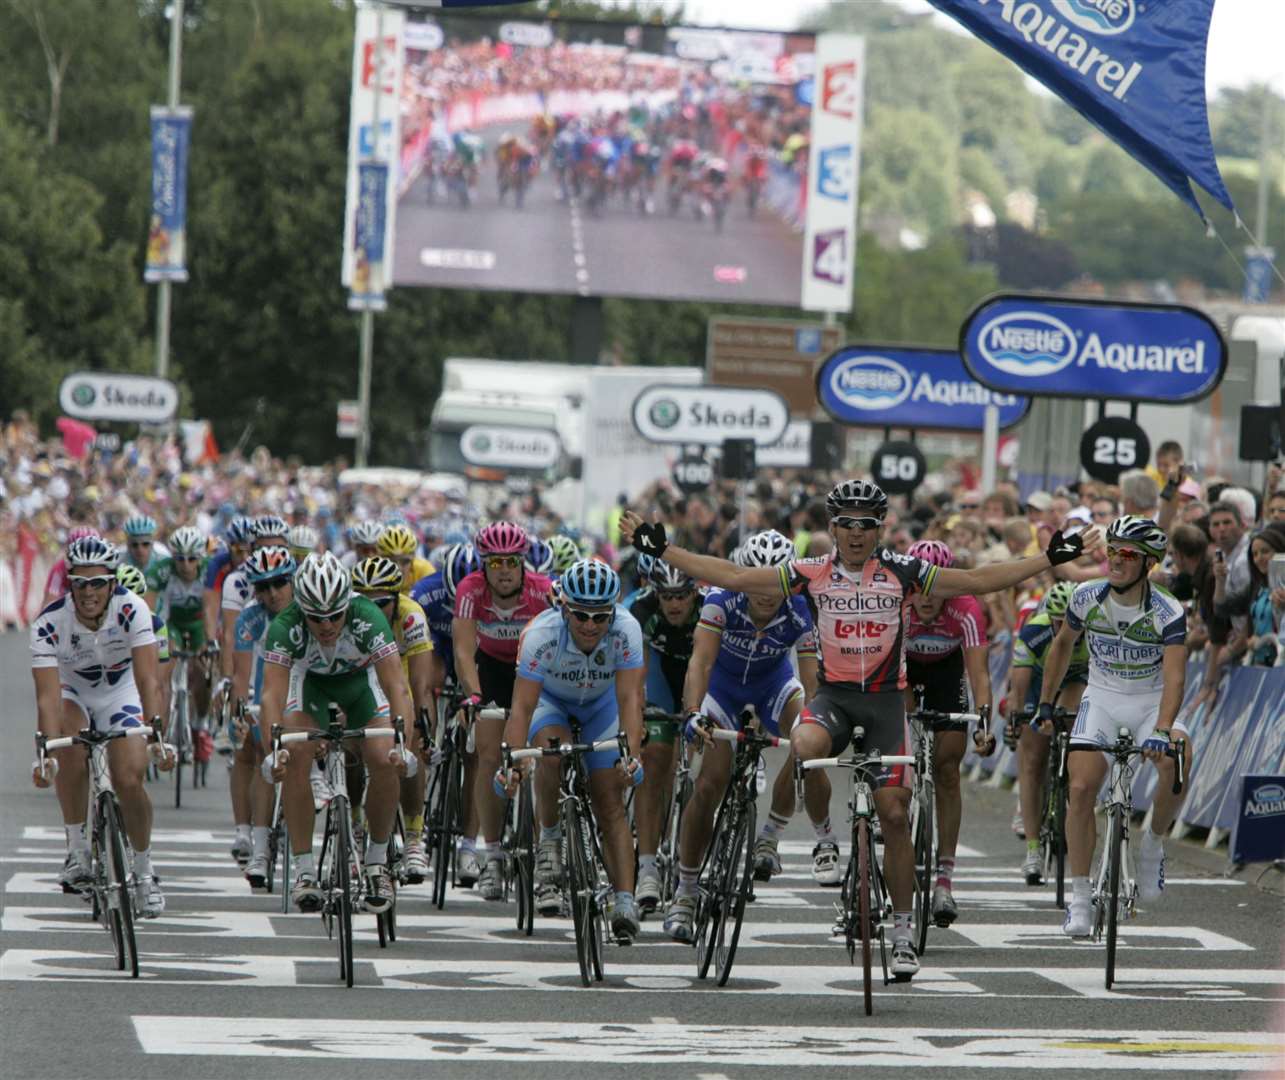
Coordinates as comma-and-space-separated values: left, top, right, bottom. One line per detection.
349, 162, 390, 311
960, 293, 1226, 404
816, 345, 1030, 431
926, 0, 1234, 218
144, 106, 193, 284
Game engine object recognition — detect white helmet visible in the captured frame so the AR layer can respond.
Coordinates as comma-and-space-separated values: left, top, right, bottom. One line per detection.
169, 526, 206, 558
349, 521, 383, 546
288, 524, 318, 553
294, 552, 351, 617
738, 529, 794, 568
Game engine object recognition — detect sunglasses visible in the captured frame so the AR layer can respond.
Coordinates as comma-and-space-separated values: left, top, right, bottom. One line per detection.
831, 515, 882, 531
175, 555, 200, 563
566, 607, 612, 624
127, 539, 153, 547
253, 576, 292, 593
305, 610, 346, 625
484, 555, 523, 569
959, 503, 981, 511
69, 574, 115, 591
656, 588, 694, 601
1106, 546, 1144, 562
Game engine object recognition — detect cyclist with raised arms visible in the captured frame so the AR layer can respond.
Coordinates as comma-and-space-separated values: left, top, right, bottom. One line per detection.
903, 538, 996, 929
30, 537, 173, 914
1035, 517, 1191, 937
230, 545, 297, 888
453, 522, 552, 898
621, 480, 1098, 979
663, 530, 819, 943
627, 556, 703, 913
261, 552, 414, 915
1007, 579, 1089, 884
497, 559, 646, 941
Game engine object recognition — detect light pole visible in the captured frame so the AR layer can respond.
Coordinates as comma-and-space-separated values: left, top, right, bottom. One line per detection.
154, 0, 185, 378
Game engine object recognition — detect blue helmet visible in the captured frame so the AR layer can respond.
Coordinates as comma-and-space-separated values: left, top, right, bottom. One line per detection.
442, 543, 481, 600
635, 552, 655, 582
226, 516, 255, 545
123, 515, 158, 538
560, 559, 620, 607
527, 537, 554, 575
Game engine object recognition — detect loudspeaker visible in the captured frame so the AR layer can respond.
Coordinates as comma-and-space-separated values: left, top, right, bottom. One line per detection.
721, 437, 757, 480
1239, 405, 1282, 461
809, 421, 841, 471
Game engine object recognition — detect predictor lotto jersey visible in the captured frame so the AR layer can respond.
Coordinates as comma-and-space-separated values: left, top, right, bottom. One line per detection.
780, 549, 938, 692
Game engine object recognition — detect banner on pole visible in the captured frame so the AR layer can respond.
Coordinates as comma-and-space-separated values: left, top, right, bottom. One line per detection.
145, 106, 193, 283
349, 163, 390, 311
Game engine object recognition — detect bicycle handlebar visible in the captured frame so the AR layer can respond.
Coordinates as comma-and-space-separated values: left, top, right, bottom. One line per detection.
910, 709, 981, 725
504, 734, 625, 763
274, 724, 398, 745
39, 722, 163, 753
801, 754, 915, 771
708, 727, 782, 749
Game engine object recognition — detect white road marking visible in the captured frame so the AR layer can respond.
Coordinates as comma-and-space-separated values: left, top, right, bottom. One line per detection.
128, 1018, 1285, 1068
947, 923, 1253, 953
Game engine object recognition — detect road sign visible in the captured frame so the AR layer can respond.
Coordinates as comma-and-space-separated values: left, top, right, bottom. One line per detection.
632, 385, 790, 448
871, 440, 925, 495
672, 451, 713, 495
1079, 416, 1151, 484
59, 373, 178, 423
706, 317, 843, 416
336, 400, 360, 438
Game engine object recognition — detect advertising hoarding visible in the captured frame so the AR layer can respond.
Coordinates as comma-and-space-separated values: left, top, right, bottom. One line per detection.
706, 317, 843, 415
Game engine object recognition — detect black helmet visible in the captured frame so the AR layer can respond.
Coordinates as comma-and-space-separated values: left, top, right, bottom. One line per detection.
825, 479, 889, 520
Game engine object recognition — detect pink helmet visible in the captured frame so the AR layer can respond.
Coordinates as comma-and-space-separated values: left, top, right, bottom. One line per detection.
474, 521, 528, 557
67, 525, 101, 543
908, 539, 955, 569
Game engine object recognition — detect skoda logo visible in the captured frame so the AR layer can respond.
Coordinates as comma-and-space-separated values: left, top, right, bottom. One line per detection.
469, 432, 492, 453
828, 355, 912, 411
71, 383, 96, 407
976, 311, 1078, 378
1052, 0, 1135, 36
648, 399, 681, 429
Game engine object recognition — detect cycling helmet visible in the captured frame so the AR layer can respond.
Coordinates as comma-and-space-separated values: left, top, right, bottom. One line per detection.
560, 559, 620, 607
66, 536, 119, 569
376, 523, 418, 557
649, 559, 694, 591
908, 539, 955, 569
547, 535, 581, 574
123, 515, 157, 538
169, 526, 206, 558
115, 564, 147, 594
1043, 580, 1076, 619
225, 516, 255, 545
547, 577, 564, 608
1106, 515, 1167, 559
349, 520, 383, 547
293, 552, 351, 617
351, 555, 404, 595
527, 537, 554, 575
825, 479, 889, 521
243, 545, 297, 584
475, 521, 528, 557
635, 552, 655, 581
442, 543, 481, 599
251, 515, 289, 542
739, 529, 795, 568
67, 525, 101, 543
288, 524, 318, 555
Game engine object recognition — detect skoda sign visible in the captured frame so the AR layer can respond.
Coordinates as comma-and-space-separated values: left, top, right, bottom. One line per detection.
459, 425, 561, 469
816, 346, 1029, 431
631, 385, 790, 447
961, 294, 1227, 404
58, 372, 179, 423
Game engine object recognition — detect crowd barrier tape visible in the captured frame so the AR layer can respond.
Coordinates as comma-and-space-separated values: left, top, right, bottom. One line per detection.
1, 550, 55, 630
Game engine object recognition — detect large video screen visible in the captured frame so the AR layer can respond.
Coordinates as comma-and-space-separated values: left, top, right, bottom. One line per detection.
394, 15, 819, 306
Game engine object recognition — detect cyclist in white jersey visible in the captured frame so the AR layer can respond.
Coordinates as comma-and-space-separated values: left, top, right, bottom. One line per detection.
1036, 516, 1191, 936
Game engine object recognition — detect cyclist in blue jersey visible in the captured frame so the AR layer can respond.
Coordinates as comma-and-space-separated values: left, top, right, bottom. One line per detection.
410, 543, 480, 697
664, 530, 820, 943
231, 545, 297, 888
497, 559, 646, 940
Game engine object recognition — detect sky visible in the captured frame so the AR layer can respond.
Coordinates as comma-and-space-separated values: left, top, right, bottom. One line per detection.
672, 0, 1285, 95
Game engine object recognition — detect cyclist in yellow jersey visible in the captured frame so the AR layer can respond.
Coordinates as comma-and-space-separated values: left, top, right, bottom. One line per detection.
377, 524, 436, 594
353, 557, 444, 884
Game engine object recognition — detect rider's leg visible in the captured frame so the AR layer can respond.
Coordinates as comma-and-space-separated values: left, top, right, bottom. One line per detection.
636, 738, 673, 858
359, 731, 399, 860
53, 698, 90, 851
472, 712, 506, 847
190, 655, 211, 721
1018, 726, 1051, 847
590, 766, 634, 894
676, 741, 731, 878
932, 728, 967, 876
107, 734, 154, 854
874, 785, 914, 911
281, 711, 319, 859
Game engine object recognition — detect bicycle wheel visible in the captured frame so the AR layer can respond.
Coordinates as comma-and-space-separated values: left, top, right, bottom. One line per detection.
714, 798, 754, 986
856, 815, 874, 1017
659, 771, 691, 910
695, 795, 733, 980
429, 749, 458, 910
564, 801, 595, 987
1105, 805, 1123, 990
172, 693, 188, 808
514, 778, 535, 936
911, 782, 934, 956
1052, 759, 1069, 911
103, 796, 139, 979
329, 796, 354, 987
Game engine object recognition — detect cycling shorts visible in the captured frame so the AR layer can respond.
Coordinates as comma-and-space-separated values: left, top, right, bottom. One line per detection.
907, 651, 969, 732
643, 654, 684, 745
477, 649, 517, 711
1069, 685, 1188, 751
702, 663, 803, 738
528, 689, 621, 773
62, 681, 146, 734
800, 684, 911, 788
170, 617, 206, 653
285, 666, 389, 731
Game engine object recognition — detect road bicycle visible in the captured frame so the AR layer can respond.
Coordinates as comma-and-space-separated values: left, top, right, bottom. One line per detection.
500, 759, 537, 936
1085, 727, 1186, 990
167, 646, 213, 806
642, 707, 691, 914
505, 725, 628, 987
1018, 704, 1078, 908
36, 720, 168, 978
797, 732, 914, 1016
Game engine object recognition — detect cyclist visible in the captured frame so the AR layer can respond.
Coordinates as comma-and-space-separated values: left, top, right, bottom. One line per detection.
410, 542, 480, 694
527, 536, 555, 577
352, 555, 444, 885
230, 545, 297, 888
122, 515, 166, 573
287, 524, 318, 563
41, 525, 101, 608
453, 522, 553, 898
146, 525, 214, 738
621, 480, 1097, 979
116, 563, 172, 706
497, 559, 646, 941
903, 539, 996, 928
664, 530, 820, 943
341, 520, 383, 569
377, 523, 435, 595
262, 552, 414, 915
548, 534, 582, 578
30, 536, 173, 915
1008, 579, 1090, 884
1035, 516, 1191, 937
626, 556, 703, 913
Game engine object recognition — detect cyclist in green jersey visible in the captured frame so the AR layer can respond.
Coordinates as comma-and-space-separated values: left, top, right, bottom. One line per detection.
146, 526, 212, 728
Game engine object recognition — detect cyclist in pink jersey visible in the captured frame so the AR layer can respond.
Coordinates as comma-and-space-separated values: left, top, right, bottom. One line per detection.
621, 480, 1099, 981
452, 522, 552, 897
903, 539, 995, 930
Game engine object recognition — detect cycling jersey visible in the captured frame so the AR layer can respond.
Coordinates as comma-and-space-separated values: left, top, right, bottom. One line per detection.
699, 588, 817, 684
263, 595, 398, 678
781, 549, 937, 692
1012, 611, 1090, 695
904, 595, 986, 662
454, 570, 552, 664
628, 588, 701, 711
145, 557, 207, 638
234, 600, 273, 702
516, 606, 643, 709
400, 556, 436, 595
203, 548, 234, 591
1065, 580, 1185, 694
389, 594, 433, 679
409, 570, 454, 677
220, 567, 252, 615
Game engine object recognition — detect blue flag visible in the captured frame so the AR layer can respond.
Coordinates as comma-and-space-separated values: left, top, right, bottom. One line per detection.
927, 0, 1234, 218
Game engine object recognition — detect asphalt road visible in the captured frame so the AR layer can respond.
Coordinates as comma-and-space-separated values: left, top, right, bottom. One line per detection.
391, 129, 805, 305
2, 628, 1283, 1079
